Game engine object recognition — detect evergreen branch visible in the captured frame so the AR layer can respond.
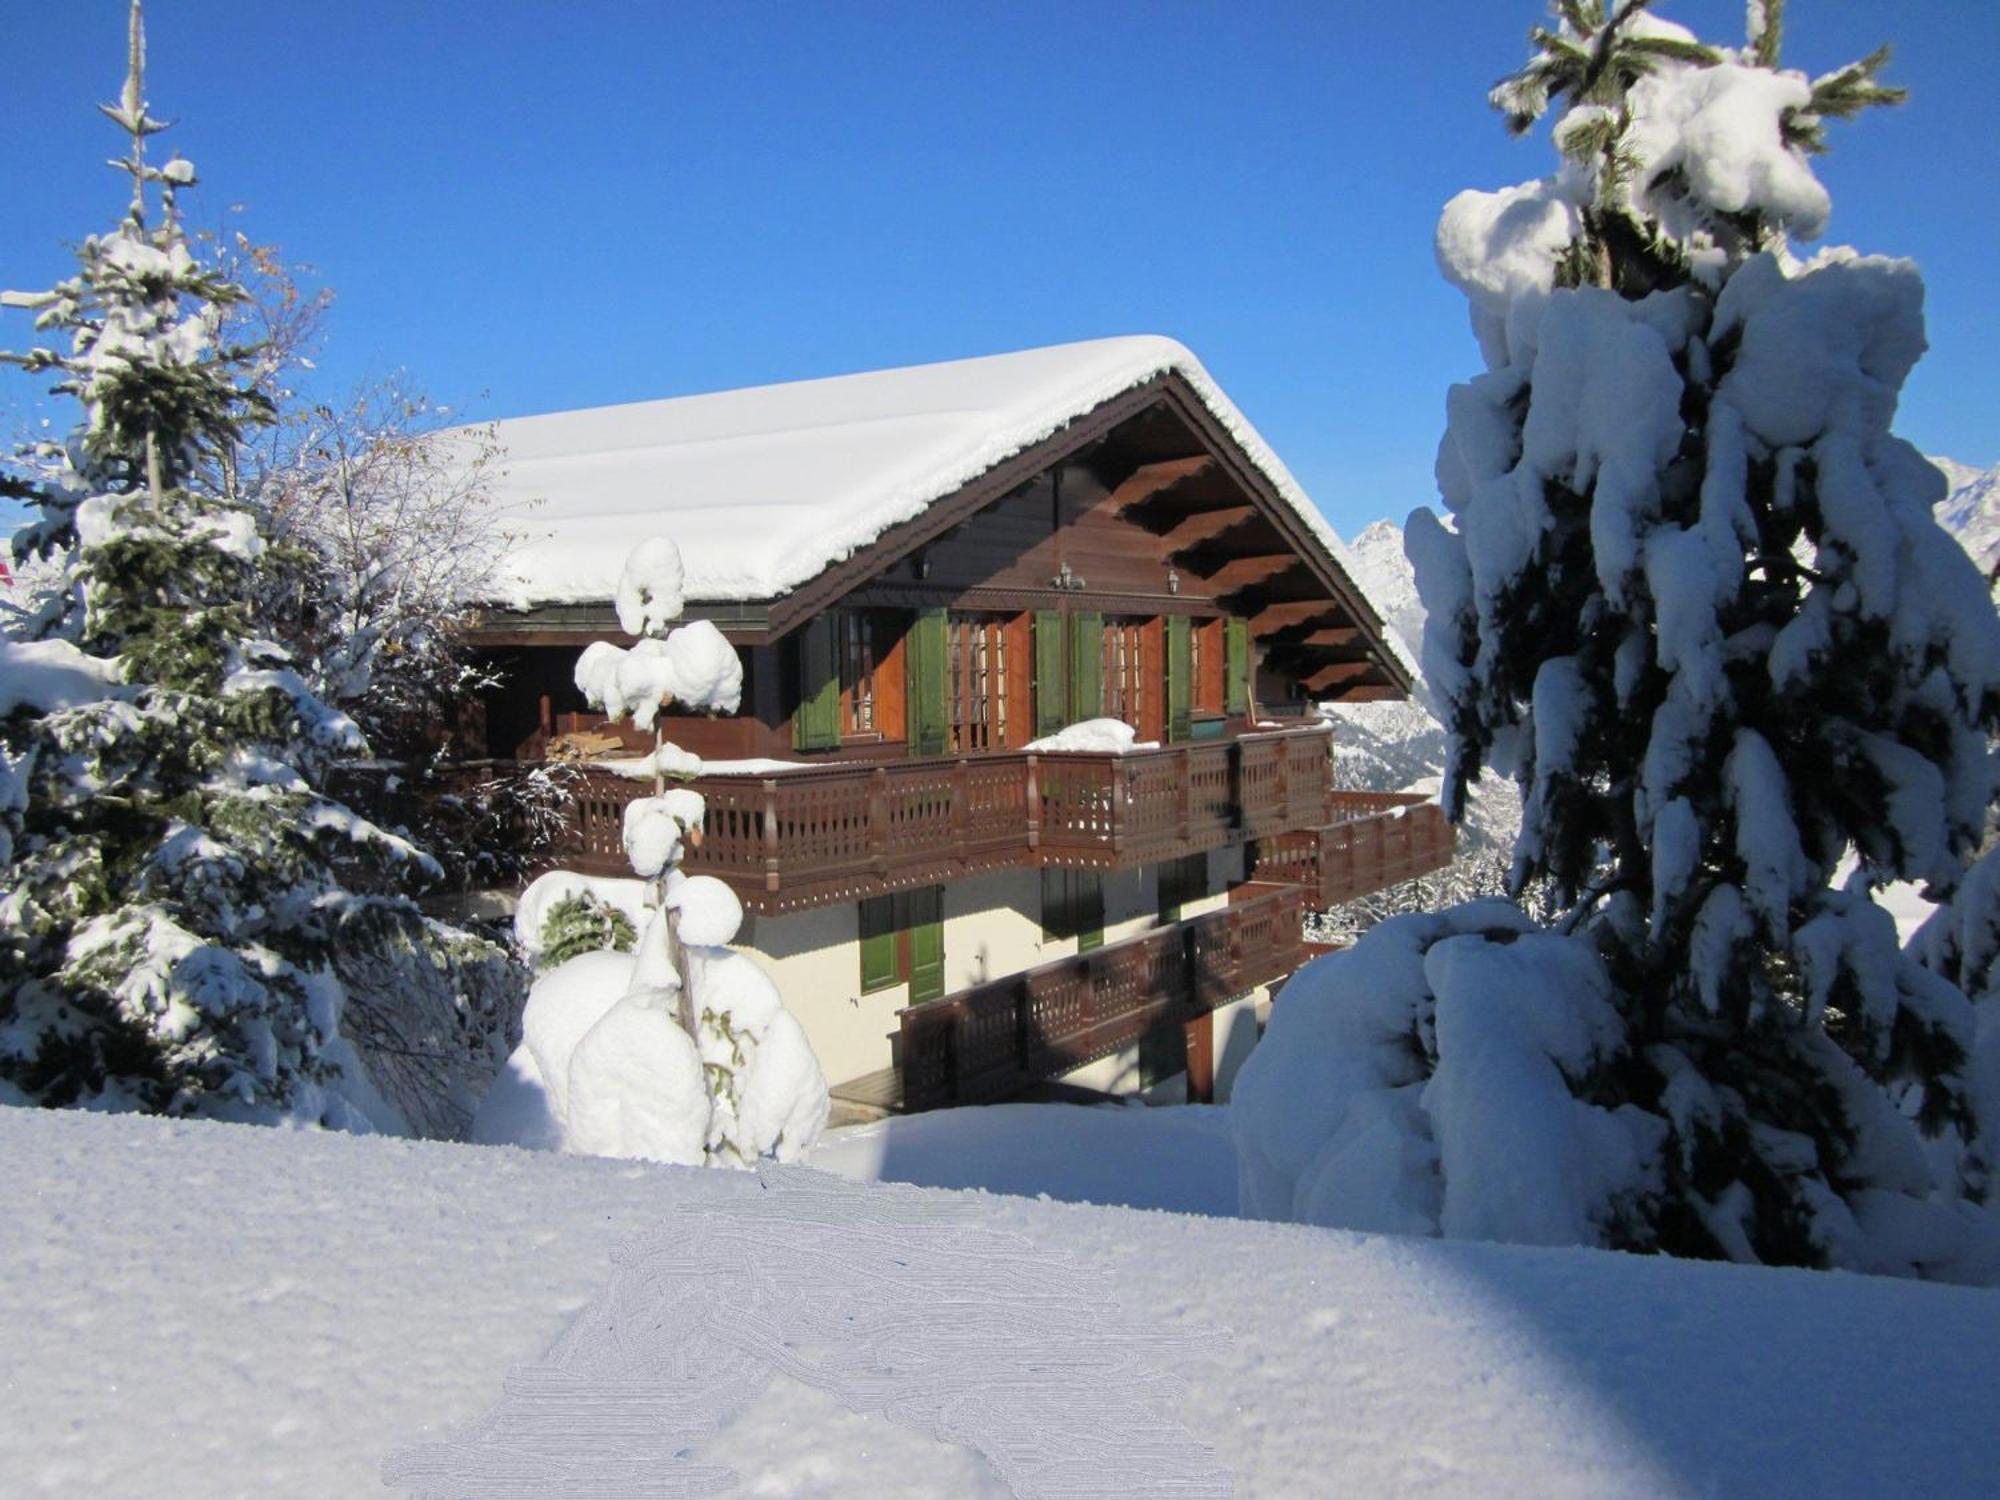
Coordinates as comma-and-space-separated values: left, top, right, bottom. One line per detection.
1781, 113, 1826, 154
1624, 37, 1725, 69
1808, 45, 1906, 120
1785, 45, 1904, 156
1555, 0, 1601, 36
1585, 0, 1657, 90
1748, 0, 1785, 69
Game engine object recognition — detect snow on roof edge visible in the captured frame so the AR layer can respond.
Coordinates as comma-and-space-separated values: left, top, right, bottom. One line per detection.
473, 335, 1419, 684
1155, 345, 1421, 686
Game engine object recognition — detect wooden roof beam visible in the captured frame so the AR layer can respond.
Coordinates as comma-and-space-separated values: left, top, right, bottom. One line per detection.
1296, 625, 1364, 649
1104, 455, 1216, 516
1159, 504, 1258, 553
1201, 555, 1297, 596
1328, 683, 1404, 703
1251, 598, 1337, 633
1301, 660, 1380, 693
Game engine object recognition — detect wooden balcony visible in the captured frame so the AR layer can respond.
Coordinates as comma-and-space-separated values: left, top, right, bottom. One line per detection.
555, 725, 1346, 913
1248, 791, 1456, 909
894, 881, 1307, 1112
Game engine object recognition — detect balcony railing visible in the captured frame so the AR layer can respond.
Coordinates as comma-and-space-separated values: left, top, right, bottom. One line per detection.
1248, 792, 1457, 909
896, 881, 1307, 1112
554, 725, 1343, 912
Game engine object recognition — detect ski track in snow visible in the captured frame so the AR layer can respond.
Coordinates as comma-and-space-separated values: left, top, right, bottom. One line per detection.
5, 1104, 2000, 1498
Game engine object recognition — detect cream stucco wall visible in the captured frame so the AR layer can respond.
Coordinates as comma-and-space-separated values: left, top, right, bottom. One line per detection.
733, 846, 1275, 1093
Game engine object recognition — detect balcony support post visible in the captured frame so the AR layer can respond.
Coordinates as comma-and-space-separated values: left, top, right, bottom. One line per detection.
760, 778, 782, 895
867, 765, 889, 877
1024, 752, 1042, 855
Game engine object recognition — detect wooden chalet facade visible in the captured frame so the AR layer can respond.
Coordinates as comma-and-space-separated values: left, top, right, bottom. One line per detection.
457, 337, 1453, 1113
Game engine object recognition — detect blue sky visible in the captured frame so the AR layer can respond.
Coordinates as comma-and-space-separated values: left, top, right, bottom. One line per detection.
3, 1, 1995, 540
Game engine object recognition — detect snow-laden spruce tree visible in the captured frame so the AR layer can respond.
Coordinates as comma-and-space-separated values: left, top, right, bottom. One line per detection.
0, 4, 517, 1131
471, 536, 828, 1166
1236, 0, 2000, 1277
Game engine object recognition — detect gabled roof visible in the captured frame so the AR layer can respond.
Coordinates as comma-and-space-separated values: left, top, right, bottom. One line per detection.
477, 335, 1380, 618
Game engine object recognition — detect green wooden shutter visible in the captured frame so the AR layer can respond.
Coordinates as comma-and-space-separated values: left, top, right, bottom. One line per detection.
907, 887, 945, 1003
1076, 873, 1103, 952
1224, 617, 1249, 716
1166, 614, 1192, 743
1068, 611, 1103, 720
906, 608, 948, 756
859, 894, 898, 993
1033, 610, 1068, 734
794, 613, 840, 751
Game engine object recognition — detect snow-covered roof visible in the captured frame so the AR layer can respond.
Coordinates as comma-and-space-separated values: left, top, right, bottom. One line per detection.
474, 335, 1383, 627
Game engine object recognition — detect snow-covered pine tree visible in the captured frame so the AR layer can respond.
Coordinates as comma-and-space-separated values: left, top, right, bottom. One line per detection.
0, 2, 518, 1132
476, 535, 827, 1166
1237, 0, 2000, 1277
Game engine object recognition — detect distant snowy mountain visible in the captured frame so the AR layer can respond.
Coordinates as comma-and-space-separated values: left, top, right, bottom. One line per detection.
1327, 516, 1438, 788
1330, 518, 1517, 855
1329, 455, 1998, 862
1345, 518, 1427, 661
1933, 456, 1999, 579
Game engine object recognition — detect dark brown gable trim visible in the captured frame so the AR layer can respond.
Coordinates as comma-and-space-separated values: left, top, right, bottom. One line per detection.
1149, 378, 1413, 697
759, 377, 1172, 640
475, 367, 1414, 695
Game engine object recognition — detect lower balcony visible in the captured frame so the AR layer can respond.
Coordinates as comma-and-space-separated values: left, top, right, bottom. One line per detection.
891, 881, 1306, 1113
1249, 792, 1456, 909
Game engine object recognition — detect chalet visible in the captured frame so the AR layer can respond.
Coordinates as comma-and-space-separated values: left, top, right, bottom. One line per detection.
458, 336, 1452, 1114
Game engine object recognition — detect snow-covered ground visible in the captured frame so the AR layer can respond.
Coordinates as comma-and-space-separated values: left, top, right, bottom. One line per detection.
811, 1099, 1240, 1216
6, 1103, 1999, 1498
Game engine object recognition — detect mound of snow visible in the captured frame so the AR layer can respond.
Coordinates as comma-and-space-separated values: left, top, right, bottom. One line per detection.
0, 638, 122, 715
11, 1105, 2000, 1497
1024, 718, 1141, 753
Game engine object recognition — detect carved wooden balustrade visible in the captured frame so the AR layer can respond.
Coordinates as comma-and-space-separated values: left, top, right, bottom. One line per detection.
897, 882, 1307, 1112
548, 726, 1349, 913
1248, 792, 1457, 909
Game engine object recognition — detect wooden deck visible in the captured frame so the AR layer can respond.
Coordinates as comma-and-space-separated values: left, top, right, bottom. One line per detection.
544, 725, 1412, 914
1249, 792, 1456, 910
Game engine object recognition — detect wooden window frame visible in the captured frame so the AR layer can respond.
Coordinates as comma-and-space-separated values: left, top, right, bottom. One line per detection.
837, 610, 907, 745
1192, 616, 1225, 716
840, 610, 882, 741
1041, 868, 1104, 952
1100, 616, 1163, 741
859, 886, 945, 1002
1157, 851, 1207, 925
945, 611, 1027, 754
1137, 1015, 1188, 1089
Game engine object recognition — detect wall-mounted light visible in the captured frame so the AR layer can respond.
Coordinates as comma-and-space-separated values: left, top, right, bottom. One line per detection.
1166, 567, 1180, 596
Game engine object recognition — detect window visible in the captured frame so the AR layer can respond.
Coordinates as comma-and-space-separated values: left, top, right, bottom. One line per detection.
1041, 868, 1104, 952
1102, 618, 1148, 732
859, 886, 944, 1003
841, 611, 881, 737
1158, 852, 1207, 925
1138, 1016, 1187, 1089
947, 613, 1012, 753
1193, 618, 1225, 715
